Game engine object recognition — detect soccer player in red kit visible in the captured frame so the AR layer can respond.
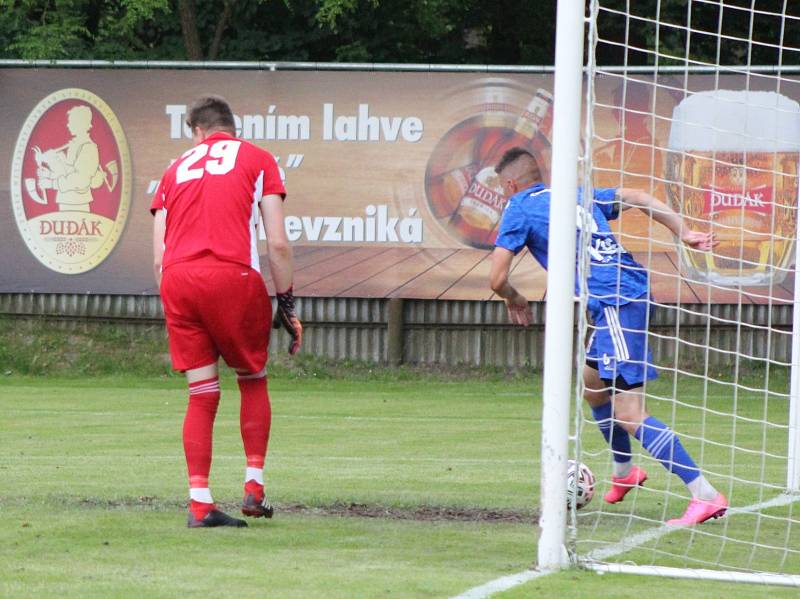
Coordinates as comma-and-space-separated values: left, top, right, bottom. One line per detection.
151, 96, 302, 528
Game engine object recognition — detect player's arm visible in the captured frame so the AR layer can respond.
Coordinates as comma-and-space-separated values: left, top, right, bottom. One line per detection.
152, 208, 166, 289
261, 194, 293, 291
489, 247, 533, 326
616, 188, 716, 251
260, 194, 302, 354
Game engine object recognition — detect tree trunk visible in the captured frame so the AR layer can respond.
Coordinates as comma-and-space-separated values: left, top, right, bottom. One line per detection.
208, 1, 233, 61
178, 0, 203, 60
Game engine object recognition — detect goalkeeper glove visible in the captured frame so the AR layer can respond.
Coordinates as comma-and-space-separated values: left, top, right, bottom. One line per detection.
273, 286, 303, 355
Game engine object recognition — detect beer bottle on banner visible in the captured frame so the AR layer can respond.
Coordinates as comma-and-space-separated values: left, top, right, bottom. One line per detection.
425, 130, 482, 218
449, 89, 553, 248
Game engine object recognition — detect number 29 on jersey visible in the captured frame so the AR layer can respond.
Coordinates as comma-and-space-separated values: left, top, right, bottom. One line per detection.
176, 140, 242, 184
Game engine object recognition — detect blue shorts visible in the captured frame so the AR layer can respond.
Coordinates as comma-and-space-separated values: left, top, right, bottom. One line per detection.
586, 295, 658, 388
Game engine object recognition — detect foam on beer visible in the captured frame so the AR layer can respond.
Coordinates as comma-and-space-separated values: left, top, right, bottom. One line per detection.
668, 90, 800, 152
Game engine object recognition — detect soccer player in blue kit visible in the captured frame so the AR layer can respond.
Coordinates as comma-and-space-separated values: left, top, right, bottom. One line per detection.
489, 147, 728, 525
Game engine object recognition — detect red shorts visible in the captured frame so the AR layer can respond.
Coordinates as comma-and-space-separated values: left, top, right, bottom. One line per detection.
160, 255, 272, 373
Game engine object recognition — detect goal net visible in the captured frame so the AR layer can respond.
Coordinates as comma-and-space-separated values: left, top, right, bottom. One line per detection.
567, 0, 800, 586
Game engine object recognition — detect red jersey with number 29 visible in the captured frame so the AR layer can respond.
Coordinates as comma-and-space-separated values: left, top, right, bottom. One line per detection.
150, 131, 285, 272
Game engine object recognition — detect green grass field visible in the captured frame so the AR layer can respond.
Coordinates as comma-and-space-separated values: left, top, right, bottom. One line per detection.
575, 370, 800, 577
2, 367, 798, 597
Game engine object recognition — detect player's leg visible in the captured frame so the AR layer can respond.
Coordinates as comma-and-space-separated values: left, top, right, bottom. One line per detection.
613, 386, 726, 524
162, 264, 246, 528
584, 367, 647, 503
604, 297, 726, 524
584, 364, 635, 476
183, 363, 223, 524
201, 264, 274, 518
237, 367, 274, 518
586, 307, 646, 503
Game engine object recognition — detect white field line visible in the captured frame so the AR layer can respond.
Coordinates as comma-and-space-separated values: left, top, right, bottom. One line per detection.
451, 492, 800, 599
588, 564, 800, 588
449, 569, 548, 599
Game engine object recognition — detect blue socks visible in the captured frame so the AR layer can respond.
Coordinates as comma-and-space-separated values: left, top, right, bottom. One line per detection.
591, 402, 632, 464
635, 416, 700, 484
592, 404, 702, 486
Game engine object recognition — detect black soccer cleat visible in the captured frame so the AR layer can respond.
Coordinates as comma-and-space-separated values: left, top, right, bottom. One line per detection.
241, 493, 274, 519
187, 509, 248, 528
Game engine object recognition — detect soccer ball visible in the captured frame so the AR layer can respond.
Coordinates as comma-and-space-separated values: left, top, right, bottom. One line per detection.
566, 460, 595, 510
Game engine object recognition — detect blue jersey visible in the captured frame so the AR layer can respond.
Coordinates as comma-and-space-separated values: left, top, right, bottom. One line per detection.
495, 183, 649, 305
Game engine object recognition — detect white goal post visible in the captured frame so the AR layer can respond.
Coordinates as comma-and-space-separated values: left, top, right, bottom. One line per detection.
537, 0, 587, 572
540, 0, 800, 586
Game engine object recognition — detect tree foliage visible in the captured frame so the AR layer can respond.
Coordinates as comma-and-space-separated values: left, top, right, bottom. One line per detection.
0, 0, 558, 64
596, 0, 800, 67
0, 0, 796, 66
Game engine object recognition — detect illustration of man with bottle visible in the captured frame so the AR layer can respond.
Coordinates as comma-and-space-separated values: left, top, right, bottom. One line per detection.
33, 104, 107, 213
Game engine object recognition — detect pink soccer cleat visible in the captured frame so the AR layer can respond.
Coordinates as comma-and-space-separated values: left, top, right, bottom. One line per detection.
604, 465, 648, 504
666, 493, 728, 526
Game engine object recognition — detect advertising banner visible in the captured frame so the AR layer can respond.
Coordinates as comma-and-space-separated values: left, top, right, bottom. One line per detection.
1, 68, 798, 303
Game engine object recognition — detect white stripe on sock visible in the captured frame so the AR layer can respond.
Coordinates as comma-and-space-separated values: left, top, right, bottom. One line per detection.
190, 380, 219, 389
246, 467, 264, 485
648, 427, 669, 451
687, 474, 717, 501
649, 429, 674, 457
190, 487, 213, 503
238, 368, 267, 380
190, 382, 220, 395
613, 460, 633, 478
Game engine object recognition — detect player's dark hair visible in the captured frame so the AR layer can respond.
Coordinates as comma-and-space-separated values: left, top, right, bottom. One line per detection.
186, 95, 236, 134
495, 147, 536, 175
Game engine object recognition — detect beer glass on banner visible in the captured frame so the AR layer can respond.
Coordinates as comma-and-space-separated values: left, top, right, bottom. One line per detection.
665, 90, 800, 286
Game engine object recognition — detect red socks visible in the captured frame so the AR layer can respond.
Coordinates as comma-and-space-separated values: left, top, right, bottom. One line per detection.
183, 374, 270, 517
184, 377, 220, 519
238, 374, 271, 475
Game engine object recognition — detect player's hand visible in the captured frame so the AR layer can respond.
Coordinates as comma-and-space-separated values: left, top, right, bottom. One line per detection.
273, 287, 303, 355
506, 292, 532, 327
682, 230, 717, 251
